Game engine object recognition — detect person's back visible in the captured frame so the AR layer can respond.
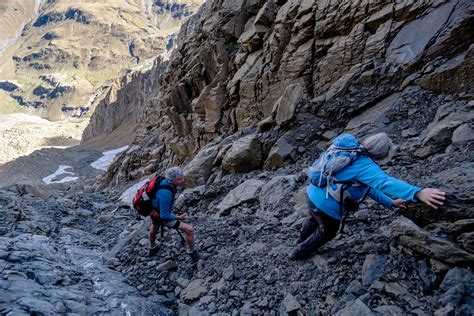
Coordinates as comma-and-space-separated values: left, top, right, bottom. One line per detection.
152, 178, 177, 221
308, 154, 420, 220
291, 132, 446, 260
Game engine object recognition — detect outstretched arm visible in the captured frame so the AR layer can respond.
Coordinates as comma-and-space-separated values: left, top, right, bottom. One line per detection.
356, 158, 445, 209
415, 188, 445, 209
355, 160, 421, 202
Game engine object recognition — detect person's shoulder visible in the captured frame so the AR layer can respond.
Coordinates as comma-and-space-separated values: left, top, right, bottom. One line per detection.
159, 180, 176, 193
350, 155, 377, 170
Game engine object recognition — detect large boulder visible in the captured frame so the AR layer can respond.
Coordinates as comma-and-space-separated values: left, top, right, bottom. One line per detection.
274, 83, 304, 126
390, 217, 474, 265
417, 48, 474, 94
259, 175, 298, 212
184, 144, 220, 188
216, 179, 266, 216
264, 136, 295, 169
221, 134, 262, 173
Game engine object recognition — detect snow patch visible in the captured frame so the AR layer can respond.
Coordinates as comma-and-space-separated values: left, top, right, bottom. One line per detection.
90, 146, 129, 171
119, 179, 148, 207
0, 113, 52, 128
42, 165, 79, 184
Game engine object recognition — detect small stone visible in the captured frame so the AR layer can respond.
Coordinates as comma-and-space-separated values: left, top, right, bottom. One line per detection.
374, 305, 404, 315
282, 293, 301, 312
223, 265, 234, 280
105, 257, 120, 266
257, 297, 269, 307
321, 130, 338, 141
229, 290, 241, 297
384, 282, 409, 298
361, 254, 387, 286
181, 279, 207, 301
156, 260, 178, 271
402, 128, 419, 138
312, 255, 328, 269
176, 278, 190, 289
199, 295, 214, 304
335, 299, 374, 316
434, 304, 455, 316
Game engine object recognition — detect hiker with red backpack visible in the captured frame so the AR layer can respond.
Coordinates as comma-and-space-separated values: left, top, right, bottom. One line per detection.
134, 166, 206, 262
289, 133, 446, 260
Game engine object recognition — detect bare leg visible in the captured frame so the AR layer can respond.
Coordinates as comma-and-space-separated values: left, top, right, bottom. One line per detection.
149, 224, 159, 248
177, 222, 195, 251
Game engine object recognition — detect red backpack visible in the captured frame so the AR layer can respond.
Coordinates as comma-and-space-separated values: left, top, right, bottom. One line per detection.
132, 176, 176, 217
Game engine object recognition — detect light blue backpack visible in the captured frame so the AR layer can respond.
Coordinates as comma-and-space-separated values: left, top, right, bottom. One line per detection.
308, 134, 366, 202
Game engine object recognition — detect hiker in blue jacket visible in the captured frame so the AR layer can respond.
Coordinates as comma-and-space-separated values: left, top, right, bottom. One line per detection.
289, 133, 446, 260
148, 167, 206, 262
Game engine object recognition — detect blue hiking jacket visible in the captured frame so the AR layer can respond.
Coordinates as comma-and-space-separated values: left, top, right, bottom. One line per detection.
307, 135, 422, 221
151, 179, 177, 221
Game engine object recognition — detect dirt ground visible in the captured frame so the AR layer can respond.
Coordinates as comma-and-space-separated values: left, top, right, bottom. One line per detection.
0, 113, 88, 166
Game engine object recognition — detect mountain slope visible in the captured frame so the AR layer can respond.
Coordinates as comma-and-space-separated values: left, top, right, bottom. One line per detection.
78, 0, 473, 314
0, 0, 203, 120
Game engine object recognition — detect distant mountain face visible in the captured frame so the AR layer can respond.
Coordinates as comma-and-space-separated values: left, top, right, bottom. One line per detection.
0, 0, 203, 120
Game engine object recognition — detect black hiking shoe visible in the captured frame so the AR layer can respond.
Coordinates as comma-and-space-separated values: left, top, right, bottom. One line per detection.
189, 250, 208, 262
148, 245, 159, 257
288, 248, 309, 261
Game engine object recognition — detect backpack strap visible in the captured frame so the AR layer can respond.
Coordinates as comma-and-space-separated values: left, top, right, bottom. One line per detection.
338, 184, 370, 235
157, 183, 176, 196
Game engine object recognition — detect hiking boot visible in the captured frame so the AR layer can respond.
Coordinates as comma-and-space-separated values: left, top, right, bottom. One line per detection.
148, 245, 159, 257
288, 248, 308, 261
189, 250, 208, 262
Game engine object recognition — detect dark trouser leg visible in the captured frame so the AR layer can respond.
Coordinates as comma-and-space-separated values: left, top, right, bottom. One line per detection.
300, 211, 319, 242
294, 212, 340, 258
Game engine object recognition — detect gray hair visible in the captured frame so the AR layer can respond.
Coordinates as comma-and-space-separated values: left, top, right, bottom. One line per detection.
165, 166, 183, 181
361, 132, 394, 161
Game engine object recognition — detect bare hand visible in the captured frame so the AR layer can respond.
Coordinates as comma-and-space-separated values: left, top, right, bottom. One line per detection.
178, 213, 189, 221
392, 198, 407, 209
415, 188, 446, 209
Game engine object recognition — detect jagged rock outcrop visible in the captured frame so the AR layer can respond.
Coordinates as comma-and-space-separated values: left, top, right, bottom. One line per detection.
90, 0, 472, 181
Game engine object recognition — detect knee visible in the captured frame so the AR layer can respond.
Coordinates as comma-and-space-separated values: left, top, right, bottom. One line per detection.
185, 225, 194, 235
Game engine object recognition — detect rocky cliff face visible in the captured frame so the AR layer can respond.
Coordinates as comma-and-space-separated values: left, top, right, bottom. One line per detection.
87, 0, 473, 179
0, 0, 203, 120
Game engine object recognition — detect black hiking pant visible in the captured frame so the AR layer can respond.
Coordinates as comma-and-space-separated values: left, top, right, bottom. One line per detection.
294, 199, 340, 258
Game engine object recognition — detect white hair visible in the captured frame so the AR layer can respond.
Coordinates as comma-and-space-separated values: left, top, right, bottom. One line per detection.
361, 132, 394, 161
165, 166, 183, 181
